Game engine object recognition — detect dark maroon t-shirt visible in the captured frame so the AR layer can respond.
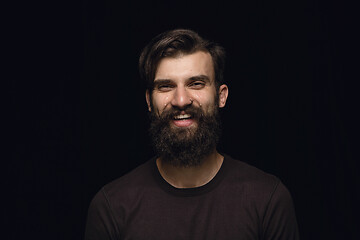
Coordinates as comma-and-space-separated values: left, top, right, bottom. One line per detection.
85, 155, 299, 240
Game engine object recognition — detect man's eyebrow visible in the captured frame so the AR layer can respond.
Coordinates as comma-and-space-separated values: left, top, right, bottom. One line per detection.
154, 79, 173, 83
153, 79, 173, 87
188, 75, 211, 83
153, 75, 211, 86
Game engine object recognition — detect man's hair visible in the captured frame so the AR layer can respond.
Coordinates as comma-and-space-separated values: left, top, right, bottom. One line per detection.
139, 29, 226, 92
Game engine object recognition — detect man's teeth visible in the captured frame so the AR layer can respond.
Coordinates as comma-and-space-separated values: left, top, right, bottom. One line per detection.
174, 114, 191, 120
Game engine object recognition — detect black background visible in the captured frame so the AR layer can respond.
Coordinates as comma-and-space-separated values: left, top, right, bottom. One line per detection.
10, 0, 359, 239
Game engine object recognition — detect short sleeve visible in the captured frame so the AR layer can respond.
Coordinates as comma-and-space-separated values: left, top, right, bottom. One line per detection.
84, 188, 121, 240
262, 181, 300, 240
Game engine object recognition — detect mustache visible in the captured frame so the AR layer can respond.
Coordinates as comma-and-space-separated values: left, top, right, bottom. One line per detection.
157, 105, 204, 121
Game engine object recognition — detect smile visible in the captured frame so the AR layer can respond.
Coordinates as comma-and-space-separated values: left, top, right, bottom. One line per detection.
174, 114, 192, 120
172, 114, 194, 127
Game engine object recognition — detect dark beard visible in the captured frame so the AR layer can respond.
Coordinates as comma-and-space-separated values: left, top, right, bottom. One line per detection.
149, 103, 222, 168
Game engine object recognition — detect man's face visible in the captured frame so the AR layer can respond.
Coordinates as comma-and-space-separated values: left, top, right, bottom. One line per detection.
146, 51, 228, 125
146, 51, 228, 166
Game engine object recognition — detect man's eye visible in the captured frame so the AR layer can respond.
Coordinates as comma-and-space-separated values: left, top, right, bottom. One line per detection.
189, 81, 205, 88
157, 85, 173, 91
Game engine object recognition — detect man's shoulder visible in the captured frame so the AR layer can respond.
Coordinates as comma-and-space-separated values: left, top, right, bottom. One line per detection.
100, 158, 156, 200
224, 154, 280, 190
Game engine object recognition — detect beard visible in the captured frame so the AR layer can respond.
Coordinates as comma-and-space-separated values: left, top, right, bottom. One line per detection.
148, 101, 222, 168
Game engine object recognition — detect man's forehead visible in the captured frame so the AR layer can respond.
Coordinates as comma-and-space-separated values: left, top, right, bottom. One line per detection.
154, 51, 215, 81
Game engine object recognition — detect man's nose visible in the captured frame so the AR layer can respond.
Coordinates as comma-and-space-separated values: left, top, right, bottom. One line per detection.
170, 87, 193, 109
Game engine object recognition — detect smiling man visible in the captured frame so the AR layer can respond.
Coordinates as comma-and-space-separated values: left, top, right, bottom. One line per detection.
147, 50, 228, 182
85, 29, 299, 240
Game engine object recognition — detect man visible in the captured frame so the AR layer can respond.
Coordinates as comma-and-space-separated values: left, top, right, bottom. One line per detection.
85, 29, 299, 239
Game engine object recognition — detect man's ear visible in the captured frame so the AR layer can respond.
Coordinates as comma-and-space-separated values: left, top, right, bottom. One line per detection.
218, 84, 229, 108
145, 90, 152, 112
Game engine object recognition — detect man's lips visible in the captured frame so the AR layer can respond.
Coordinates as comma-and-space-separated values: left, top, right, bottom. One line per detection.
173, 114, 191, 120
172, 114, 195, 127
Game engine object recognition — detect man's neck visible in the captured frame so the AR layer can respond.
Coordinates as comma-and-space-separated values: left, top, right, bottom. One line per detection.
156, 150, 224, 188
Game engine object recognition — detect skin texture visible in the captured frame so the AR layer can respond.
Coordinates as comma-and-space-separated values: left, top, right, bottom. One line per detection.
145, 51, 229, 188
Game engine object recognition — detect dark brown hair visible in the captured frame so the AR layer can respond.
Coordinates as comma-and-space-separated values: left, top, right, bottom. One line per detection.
139, 29, 226, 92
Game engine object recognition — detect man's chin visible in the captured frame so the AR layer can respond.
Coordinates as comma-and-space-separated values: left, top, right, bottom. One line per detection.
168, 125, 198, 142
149, 105, 221, 168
